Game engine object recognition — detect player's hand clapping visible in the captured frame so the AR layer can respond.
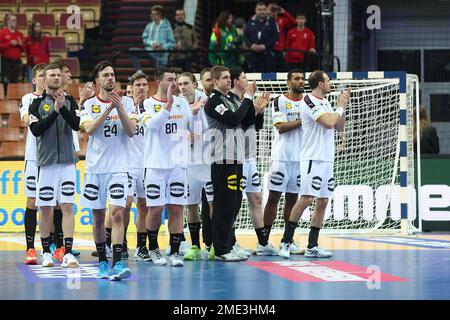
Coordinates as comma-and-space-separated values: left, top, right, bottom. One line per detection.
53, 90, 65, 113
254, 92, 270, 114
337, 87, 351, 108
79, 82, 95, 106
165, 83, 176, 110
109, 91, 123, 109
245, 81, 257, 97
191, 97, 203, 115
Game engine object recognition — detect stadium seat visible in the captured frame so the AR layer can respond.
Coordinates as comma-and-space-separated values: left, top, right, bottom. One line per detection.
6, 83, 33, 100
46, 0, 73, 21
64, 83, 82, 99
0, 0, 18, 19
59, 57, 80, 78
16, 13, 28, 34
0, 100, 20, 114
49, 36, 68, 60
0, 141, 26, 157
31, 13, 56, 36
0, 84, 4, 100
73, 0, 100, 29
58, 13, 84, 50
20, 0, 46, 21
0, 127, 21, 142
6, 113, 25, 128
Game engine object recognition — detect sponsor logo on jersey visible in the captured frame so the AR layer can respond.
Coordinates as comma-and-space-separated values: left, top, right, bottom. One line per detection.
29, 114, 38, 124
286, 102, 293, 109
169, 114, 183, 120
154, 105, 161, 112
42, 104, 51, 112
92, 105, 101, 113
287, 112, 301, 117
215, 104, 228, 115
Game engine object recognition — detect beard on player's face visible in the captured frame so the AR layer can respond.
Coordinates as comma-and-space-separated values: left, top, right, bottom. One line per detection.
292, 86, 305, 94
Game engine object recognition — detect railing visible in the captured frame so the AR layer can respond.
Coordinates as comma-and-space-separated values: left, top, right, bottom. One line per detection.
111, 48, 341, 74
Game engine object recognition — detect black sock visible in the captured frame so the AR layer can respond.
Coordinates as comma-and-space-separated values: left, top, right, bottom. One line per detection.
281, 221, 298, 244
307, 226, 321, 249
147, 229, 159, 250
105, 228, 112, 247
41, 236, 51, 253
49, 232, 55, 245
24, 208, 37, 250
231, 227, 237, 246
112, 244, 122, 267
53, 209, 64, 248
95, 242, 108, 263
255, 227, 268, 246
169, 233, 183, 255
264, 224, 273, 240
137, 232, 147, 249
64, 237, 73, 254
188, 222, 201, 247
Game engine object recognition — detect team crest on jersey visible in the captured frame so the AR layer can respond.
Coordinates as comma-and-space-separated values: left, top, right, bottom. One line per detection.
286, 102, 293, 109
92, 105, 101, 113
42, 104, 50, 112
154, 105, 161, 112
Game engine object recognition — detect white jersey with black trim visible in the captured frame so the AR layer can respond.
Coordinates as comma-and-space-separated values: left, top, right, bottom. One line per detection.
127, 99, 145, 170
80, 95, 138, 173
270, 94, 303, 162
180, 89, 209, 166
299, 93, 335, 162
142, 95, 200, 169
20, 92, 41, 161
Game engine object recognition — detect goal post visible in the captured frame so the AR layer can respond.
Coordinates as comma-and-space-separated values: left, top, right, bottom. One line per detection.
195, 71, 420, 235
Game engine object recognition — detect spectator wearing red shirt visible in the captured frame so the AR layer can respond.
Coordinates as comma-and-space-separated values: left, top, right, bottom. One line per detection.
0, 14, 25, 83
268, 3, 297, 71
285, 14, 316, 70
25, 22, 50, 82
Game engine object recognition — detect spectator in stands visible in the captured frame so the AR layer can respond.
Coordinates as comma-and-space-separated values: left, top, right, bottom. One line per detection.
414, 106, 440, 154
234, 17, 248, 70
126, 83, 133, 97
0, 14, 25, 83
141, 5, 175, 68
244, 2, 278, 72
25, 21, 50, 82
285, 13, 316, 70
268, 3, 297, 71
208, 11, 243, 69
170, 9, 198, 71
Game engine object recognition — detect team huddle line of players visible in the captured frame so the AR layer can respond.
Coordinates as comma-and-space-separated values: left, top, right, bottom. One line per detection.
20, 61, 350, 281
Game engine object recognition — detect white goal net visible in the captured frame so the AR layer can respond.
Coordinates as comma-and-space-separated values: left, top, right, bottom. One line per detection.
230, 72, 419, 234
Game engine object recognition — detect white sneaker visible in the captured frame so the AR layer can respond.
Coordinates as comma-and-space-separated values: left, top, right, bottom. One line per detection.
231, 244, 250, 260
61, 253, 79, 268
290, 242, 306, 255
232, 243, 252, 257
305, 246, 333, 258
105, 245, 113, 259
41, 252, 54, 267
256, 243, 278, 256
165, 241, 191, 256
168, 253, 184, 267
214, 252, 241, 262
278, 242, 291, 259
149, 248, 167, 266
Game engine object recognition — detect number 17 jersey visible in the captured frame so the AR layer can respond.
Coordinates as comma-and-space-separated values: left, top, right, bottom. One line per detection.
80, 95, 137, 174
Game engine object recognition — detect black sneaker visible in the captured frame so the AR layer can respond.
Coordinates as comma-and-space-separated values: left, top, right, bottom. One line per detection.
134, 246, 151, 262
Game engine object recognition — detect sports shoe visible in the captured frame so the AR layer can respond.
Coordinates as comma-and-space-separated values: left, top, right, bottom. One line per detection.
49, 243, 56, 254
214, 252, 241, 262
109, 261, 131, 281
41, 252, 54, 267
278, 242, 291, 259
91, 250, 98, 257
71, 249, 80, 257
53, 247, 65, 263
165, 241, 191, 256
305, 246, 333, 258
61, 253, 79, 268
97, 261, 109, 279
232, 243, 252, 257
290, 242, 305, 255
168, 253, 184, 267
231, 245, 249, 260
183, 245, 202, 261
202, 246, 215, 260
25, 248, 37, 265
149, 248, 167, 266
134, 247, 151, 262
256, 243, 278, 256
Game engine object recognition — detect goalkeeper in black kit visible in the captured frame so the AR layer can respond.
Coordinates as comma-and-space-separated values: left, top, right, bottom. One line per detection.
204, 65, 257, 261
